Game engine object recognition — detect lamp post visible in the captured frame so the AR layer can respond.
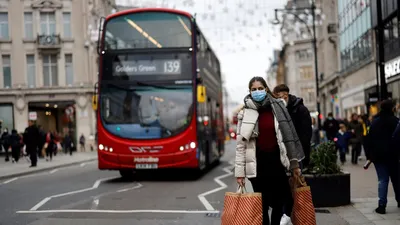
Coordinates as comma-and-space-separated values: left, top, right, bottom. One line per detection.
272, 0, 322, 130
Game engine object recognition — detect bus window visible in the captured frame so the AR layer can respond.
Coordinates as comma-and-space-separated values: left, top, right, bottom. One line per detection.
104, 12, 192, 49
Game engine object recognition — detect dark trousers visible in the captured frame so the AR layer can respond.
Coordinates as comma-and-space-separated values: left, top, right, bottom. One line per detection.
351, 143, 362, 164
3, 145, 9, 161
46, 145, 54, 160
375, 162, 400, 206
27, 146, 37, 166
11, 147, 20, 162
249, 148, 291, 225
338, 147, 347, 163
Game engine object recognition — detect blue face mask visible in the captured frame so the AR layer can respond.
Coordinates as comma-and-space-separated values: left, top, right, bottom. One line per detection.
251, 90, 267, 102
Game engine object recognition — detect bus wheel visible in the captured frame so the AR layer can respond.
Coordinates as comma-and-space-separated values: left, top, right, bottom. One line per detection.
119, 169, 135, 180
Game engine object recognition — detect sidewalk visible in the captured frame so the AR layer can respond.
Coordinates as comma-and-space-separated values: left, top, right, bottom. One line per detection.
0, 151, 98, 180
330, 156, 400, 225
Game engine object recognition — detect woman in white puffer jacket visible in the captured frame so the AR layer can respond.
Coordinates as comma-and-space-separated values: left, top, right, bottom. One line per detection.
235, 76, 304, 225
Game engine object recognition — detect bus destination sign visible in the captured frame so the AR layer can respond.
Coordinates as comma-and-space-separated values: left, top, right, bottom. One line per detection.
113, 59, 181, 76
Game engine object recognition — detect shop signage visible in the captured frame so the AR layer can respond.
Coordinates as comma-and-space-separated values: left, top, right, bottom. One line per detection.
28, 112, 37, 120
385, 56, 400, 79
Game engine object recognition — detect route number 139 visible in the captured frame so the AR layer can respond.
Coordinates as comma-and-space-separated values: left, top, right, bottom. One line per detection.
163, 60, 181, 74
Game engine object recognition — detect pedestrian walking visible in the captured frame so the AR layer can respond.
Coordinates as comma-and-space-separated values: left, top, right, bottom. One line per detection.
23, 120, 40, 167
365, 100, 400, 214
322, 112, 340, 142
1, 128, 10, 161
334, 123, 352, 164
9, 129, 22, 163
234, 76, 304, 225
348, 113, 363, 164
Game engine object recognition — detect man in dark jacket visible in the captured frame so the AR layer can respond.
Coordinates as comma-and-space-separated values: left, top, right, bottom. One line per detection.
348, 113, 364, 164
274, 84, 312, 219
323, 112, 340, 141
273, 84, 312, 166
23, 120, 40, 167
365, 100, 400, 214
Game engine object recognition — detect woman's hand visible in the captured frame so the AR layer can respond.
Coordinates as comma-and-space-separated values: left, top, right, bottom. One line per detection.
236, 177, 245, 186
292, 167, 301, 178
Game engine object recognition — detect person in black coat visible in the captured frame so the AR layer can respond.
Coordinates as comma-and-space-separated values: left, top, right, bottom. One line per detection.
23, 120, 40, 167
9, 129, 22, 163
273, 84, 312, 167
365, 100, 400, 214
273, 84, 312, 219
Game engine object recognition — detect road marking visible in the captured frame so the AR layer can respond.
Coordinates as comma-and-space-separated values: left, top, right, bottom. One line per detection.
80, 163, 86, 167
49, 169, 58, 174
198, 161, 234, 211
91, 198, 100, 210
17, 209, 220, 214
3, 177, 18, 184
116, 183, 143, 193
29, 176, 118, 211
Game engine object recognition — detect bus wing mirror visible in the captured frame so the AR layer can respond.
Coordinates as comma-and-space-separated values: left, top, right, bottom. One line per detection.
92, 82, 98, 111
197, 85, 206, 103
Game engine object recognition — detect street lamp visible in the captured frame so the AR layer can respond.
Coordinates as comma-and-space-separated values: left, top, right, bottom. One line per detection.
272, 0, 323, 130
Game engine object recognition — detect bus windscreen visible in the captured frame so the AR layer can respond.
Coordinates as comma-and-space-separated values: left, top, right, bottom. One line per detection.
104, 12, 192, 50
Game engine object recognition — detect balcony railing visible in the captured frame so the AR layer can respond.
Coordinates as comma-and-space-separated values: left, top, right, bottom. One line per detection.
37, 34, 61, 49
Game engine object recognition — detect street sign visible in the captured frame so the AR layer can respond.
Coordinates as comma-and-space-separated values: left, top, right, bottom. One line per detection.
28, 112, 37, 120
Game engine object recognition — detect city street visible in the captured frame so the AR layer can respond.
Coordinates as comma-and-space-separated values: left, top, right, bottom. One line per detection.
0, 141, 350, 225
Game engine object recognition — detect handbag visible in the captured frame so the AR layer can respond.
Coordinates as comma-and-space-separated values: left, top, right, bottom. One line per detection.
289, 176, 316, 225
221, 186, 263, 225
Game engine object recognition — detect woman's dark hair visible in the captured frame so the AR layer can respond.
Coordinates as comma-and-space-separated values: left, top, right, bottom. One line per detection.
380, 99, 395, 112
248, 76, 276, 98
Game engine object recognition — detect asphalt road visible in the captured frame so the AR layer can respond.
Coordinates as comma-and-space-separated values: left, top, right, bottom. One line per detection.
0, 141, 349, 225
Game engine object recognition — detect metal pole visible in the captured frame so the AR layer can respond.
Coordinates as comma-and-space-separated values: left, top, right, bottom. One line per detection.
376, 0, 388, 100
311, 1, 321, 130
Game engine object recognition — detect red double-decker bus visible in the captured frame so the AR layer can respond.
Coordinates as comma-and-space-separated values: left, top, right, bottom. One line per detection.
94, 8, 225, 178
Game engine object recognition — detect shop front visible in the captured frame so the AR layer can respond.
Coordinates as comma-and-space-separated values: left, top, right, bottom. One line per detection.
341, 86, 367, 120
385, 55, 400, 117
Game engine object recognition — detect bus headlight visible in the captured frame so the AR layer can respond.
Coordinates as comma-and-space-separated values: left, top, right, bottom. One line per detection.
99, 144, 113, 152
99, 144, 104, 150
190, 142, 196, 149
179, 142, 197, 151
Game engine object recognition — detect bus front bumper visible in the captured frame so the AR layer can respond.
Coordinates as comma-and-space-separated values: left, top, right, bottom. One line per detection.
98, 149, 199, 170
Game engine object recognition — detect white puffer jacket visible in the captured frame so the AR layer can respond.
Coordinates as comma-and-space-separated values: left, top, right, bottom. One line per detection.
234, 100, 292, 178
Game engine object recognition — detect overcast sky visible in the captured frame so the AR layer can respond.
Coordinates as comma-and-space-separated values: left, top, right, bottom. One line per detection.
115, 0, 285, 104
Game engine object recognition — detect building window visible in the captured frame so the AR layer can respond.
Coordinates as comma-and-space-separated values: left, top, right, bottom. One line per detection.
43, 54, 58, 86
0, 104, 14, 130
40, 12, 56, 35
295, 49, 312, 61
301, 87, 315, 103
24, 12, 34, 39
26, 55, 36, 88
0, 13, 9, 39
2, 55, 11, 88
299, 66, 313, 80
63, 12, 72, 38
327, 24, 337, 34
65, 54, 73, 86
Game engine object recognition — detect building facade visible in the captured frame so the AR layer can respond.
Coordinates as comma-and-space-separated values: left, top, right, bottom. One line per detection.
316, 0, 340, 118
0, 0, 115, 141
371, 0, 400, 117
265, 49, 280, 89
336, 0, 376, 119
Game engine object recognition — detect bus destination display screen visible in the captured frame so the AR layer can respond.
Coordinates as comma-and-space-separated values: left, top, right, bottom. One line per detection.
113, 59, 181, 76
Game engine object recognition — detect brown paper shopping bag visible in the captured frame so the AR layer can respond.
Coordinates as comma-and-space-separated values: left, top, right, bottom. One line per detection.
290, 176, 316, 225
221, 186, 262, 225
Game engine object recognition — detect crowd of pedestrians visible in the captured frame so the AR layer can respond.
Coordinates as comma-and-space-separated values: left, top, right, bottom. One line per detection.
0, 121, 88, 168
234, 76, 400, 224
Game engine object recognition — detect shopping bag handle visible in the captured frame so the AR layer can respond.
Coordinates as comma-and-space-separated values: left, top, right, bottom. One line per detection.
289, 175, 307, 189
236, 185, 247, 194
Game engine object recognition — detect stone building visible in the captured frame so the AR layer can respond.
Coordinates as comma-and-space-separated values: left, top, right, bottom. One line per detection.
0, 0, 115, 142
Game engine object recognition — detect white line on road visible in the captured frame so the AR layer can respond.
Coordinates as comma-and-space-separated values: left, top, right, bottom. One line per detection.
80, 163, 86, 167
2, 177, 19, 184
17, 209, 220, 214
116, 183, 143, 193
49, 169, 58, 174
197, 161, 234, 211
29, 176, 119, 211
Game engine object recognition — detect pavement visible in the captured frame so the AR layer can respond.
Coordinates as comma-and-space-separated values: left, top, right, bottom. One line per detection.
0, 151, 98, 180
0, 141, 396, 224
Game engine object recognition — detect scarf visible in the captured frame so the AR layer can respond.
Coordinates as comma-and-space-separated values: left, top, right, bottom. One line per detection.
242, 93, 305, 163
